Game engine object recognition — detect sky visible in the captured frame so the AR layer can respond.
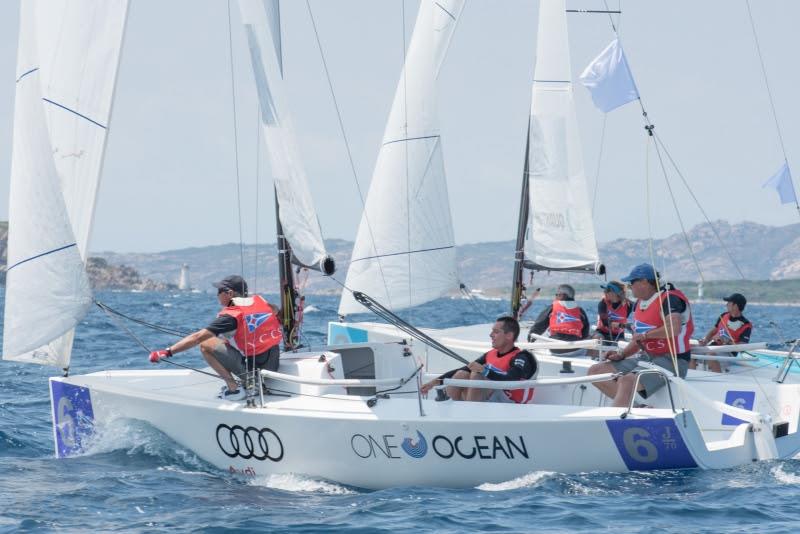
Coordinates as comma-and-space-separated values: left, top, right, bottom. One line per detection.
0, 0, 799, 254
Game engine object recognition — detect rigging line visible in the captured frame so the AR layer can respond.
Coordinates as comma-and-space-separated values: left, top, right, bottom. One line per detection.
254, 101, 261, 291
653, 133, 746, 280
744, 0, 788, 163
226, 0, 246, 276
601, 0, 618, 34
94, 301, 190, 337
458, 283, 494, 323
402, 0, 412, 315
304, 0, 392, 308
648, 127, 706, 284
591, 114, 608, 219
644, 140, 680, 377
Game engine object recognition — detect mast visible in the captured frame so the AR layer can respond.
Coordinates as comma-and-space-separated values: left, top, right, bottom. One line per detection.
275, 190, 299, 349
511, 118, 532, 319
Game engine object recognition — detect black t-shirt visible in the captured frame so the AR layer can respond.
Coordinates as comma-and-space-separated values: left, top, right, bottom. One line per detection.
439, 349, 537, 382
205, 314, 237, 336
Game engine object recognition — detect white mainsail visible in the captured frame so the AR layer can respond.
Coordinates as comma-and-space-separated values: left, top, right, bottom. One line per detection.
338, 0, 465, 316
237, 0, 331, 272
3, 1, 129, 367
523, 0, 602, 273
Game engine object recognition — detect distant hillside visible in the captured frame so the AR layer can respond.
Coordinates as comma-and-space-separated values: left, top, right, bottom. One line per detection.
0, 221, 173, 290
95, 220, 798, 296
1, 220, 797, 297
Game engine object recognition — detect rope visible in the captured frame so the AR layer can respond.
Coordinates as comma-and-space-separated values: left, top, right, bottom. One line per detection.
94, 301, 189, 338
645, 124, 705, 284
591, 114, 607, 219
744, 0, 800, 217
644, 137, 681, 377
652, 133, 746, 280
401, 0, 412, 314
226, 0, 246, 276
457, 284, 493, 323
304, 0, 391, 307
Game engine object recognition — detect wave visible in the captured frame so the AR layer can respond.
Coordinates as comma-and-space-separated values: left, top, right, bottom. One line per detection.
476, 470, 555, 491
251, 473, 356, 495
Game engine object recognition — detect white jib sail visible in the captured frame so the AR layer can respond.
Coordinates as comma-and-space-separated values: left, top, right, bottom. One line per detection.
338, 0, 465, 316
2, 1, 129, 368
523, 0, 602, 273
237, 0, 329, 271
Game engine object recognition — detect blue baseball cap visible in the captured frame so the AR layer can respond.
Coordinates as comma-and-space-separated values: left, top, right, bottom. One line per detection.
621, 263, 657, 283
601, 281, 625, 295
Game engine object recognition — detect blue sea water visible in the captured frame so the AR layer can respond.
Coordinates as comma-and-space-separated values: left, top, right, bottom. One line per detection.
2, 289, 800, 533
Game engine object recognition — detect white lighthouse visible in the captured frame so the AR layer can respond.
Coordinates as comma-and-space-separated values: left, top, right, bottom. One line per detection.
178, 264, 190, 291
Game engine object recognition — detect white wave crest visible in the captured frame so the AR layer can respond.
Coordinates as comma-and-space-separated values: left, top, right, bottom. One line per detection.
303, 305, 320, 314
477, 471, 555, 491
772, 464, 800, 484
251, 473, 355, 495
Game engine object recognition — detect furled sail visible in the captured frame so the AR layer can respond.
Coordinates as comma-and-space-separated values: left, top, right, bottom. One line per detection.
2, 1, 129, 368
338, 0, 465, 316
237, 0, 332, 273
522, 0, 603, 274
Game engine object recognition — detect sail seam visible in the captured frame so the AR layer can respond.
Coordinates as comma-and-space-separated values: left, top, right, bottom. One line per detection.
41, 98, 107, 129
351, 245, 454, 264
7, 243, 78, 272
533, 79, 570, 83
15, 67, 39, 83
382, 134, 439, 147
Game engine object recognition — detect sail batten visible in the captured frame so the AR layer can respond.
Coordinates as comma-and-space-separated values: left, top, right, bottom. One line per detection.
522, 0, 603, 275
338, 0, 465, 316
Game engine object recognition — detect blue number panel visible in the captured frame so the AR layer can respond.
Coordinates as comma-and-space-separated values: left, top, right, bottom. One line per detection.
607, 418, 698, 470
51, 382, 94, 458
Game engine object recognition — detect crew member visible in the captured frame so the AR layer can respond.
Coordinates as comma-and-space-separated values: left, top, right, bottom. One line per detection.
593, 281, 633, 342
148, 275, 282, 401
528, 284, 590, 356
691, 293, 752, 373
588, 263, 694, 407
420, 316, 538, 403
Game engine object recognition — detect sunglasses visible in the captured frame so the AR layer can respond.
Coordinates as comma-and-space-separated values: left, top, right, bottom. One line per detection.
217, 287, 231, 295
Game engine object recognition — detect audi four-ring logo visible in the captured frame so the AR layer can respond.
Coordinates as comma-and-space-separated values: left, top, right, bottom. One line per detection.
215, 424, 284, 462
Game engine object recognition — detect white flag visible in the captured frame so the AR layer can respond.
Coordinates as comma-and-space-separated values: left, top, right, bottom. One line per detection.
579, 39, 639, 113
762, 162, 798, 205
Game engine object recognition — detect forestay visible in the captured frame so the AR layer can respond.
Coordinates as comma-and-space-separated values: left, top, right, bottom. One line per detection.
339, 0, 465, 315
237, 0, 331, 271
523, 0, 602, 273
3, 1, 129, 368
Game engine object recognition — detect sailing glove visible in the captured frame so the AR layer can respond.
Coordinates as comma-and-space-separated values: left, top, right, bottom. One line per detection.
149, 348, 172, 363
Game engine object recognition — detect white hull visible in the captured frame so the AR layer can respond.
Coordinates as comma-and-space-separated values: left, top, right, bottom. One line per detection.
51, 340, 800, 489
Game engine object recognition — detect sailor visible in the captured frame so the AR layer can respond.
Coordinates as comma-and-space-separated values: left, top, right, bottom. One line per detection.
148, 275, 282, 401
527, 284, 590, 356
592, 281, 633, 342
588, 263, 694, 407
690, 293, 752, 373
420, 316, 538, 403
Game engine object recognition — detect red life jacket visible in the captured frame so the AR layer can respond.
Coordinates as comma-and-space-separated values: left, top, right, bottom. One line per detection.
716, 312, 750, 344
596, 298, 631, 336
484, 347, 537, 404
632, 288, 694, 356
549, 300, 584, 338
218, 295, 282, 357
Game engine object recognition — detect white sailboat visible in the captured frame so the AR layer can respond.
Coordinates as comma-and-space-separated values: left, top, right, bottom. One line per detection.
4, 0, 800, 490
